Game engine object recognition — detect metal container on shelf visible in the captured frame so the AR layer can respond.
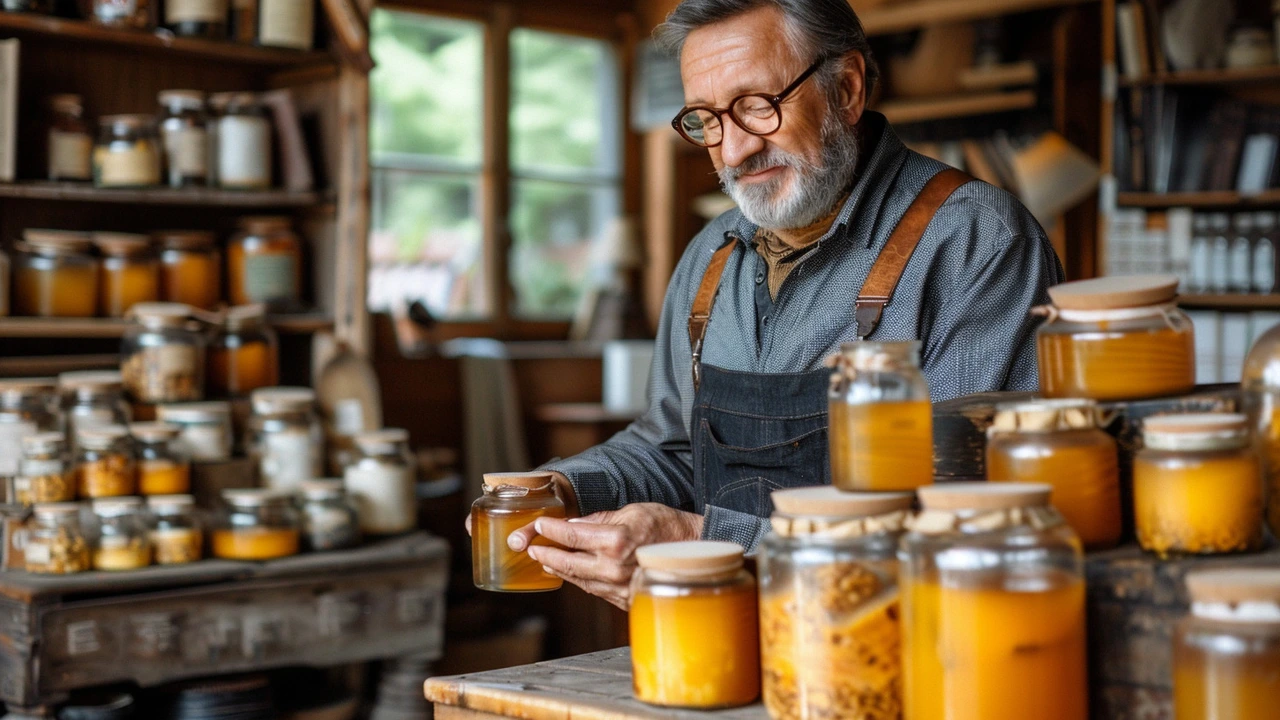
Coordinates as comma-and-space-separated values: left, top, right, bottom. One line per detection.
121, 302, 206, 404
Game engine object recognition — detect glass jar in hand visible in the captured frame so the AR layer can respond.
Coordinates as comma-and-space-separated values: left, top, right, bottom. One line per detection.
471, 471, 564, 592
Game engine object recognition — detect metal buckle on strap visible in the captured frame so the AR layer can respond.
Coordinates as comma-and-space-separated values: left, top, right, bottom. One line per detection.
855, 297, 888, 340
691, 336, 704, 390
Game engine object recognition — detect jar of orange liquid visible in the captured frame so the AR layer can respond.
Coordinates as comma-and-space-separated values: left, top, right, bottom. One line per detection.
156, 230, 221, 310
212, 488, 300, 560
828, 340, 933, 491
1134, 414, 1263, 557
1175, 568, 1280, 720
12, 230, 99, 317
901, 482, 1087, 720
471, 471, 565, 592
986, 398, 1122, 550
1243, 326, 1280, 537
1035, 275, 1195, 401
208, 304, 279, 397
758, 487, 912, 720
130, 422, 190, 495
227, 216, 302, 310
95, 232, 160, 318
630, 541, 759, 709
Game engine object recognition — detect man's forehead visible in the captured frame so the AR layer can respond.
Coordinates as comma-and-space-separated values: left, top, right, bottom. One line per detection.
679, 9, 797, 105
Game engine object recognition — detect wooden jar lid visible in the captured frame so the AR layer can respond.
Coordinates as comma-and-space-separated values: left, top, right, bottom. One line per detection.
635, 541, 744, 575
771, 486, 914, 517
482, 471, 555, 490
917, 482, 1052, 511
1046, 275, 1179, 310
1187, 568, 1280, 605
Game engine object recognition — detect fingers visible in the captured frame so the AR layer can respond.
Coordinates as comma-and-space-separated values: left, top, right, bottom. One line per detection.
534, 516, 627, 554
543, 567, 633, 611
527, 544, 634, 585
505, 520, 540, 552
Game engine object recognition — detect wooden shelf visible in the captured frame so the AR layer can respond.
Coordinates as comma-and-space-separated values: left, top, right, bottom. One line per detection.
0, 182, 328, 207
857, 0, 1095, 37
877, 90, 1037, 124
0, 12, 334, 67
1117, 190, 1280, 209
1179, 294, 1280, 310
0, 313, 333, 338
1119, 65, 1280, 88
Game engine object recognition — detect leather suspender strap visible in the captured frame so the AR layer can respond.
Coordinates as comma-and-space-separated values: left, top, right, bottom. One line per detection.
688, 235, 739, 390
855, 167, 972, 339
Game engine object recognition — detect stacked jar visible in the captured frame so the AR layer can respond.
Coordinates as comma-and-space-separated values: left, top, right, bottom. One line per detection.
14, 432, 75, 504
131, 422, 190, 495
247, 387, 323, 491
155, 401, 234, 462
212, 488, 300, 560
60, 371, 131, 444
121, 302, 205, 405
471, 472, 565, 593
75, 424, 136, 498
11, 230, 98, 317
95, 232, 160, 318
208, 304, 280, 397
147, 494, 203, 564
90, 497, 153, 571
0, 377, 59, 483
156, 230, 222, 310
344, 428, 416, 535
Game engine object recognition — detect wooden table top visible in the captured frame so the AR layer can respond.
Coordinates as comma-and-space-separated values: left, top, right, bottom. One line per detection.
425, 647, 768, 720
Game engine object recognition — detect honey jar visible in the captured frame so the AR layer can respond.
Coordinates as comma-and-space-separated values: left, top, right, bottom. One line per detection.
59, 371, 131, 445
156, 230, 221, 310
1035, 274, 1195, 401
121, 302, 205, 404
130, 422, 190, 495
1134, 414, 1264, 557
75, 424, 137, 498
207, 304, 280, 397
90, 496, 153, 571
1243, 325, 1280, 537
147, 494, 202, 564
212, 488, 300, 560
471, 471, 565, 593
93, 115, 161, 188
95, 232, 160, 319
0, 377, 59, 480
25, 502, 90, 574
14, 432, 75, 505
12, 230, 99, 317
630, 541, 759, 709
227, 216, 302, 310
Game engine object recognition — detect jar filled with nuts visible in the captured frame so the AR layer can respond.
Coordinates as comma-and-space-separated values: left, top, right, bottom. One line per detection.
15, 432, 75, 505
147, 494, 202, 564
90, 497, 153, 571
75, 425, 137, 498
121, 302, 205, 404
25, 502, 90, 574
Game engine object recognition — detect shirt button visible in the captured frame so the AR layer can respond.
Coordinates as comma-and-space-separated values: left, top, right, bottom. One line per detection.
755, 272, 765, 285
762, 316, 770, 325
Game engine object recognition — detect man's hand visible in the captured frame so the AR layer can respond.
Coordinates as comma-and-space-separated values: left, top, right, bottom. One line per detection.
511, 504, 704, 610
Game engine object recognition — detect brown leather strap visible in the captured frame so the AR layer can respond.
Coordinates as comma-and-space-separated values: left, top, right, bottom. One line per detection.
855, 168, 972, 339
687, 235, 739, 389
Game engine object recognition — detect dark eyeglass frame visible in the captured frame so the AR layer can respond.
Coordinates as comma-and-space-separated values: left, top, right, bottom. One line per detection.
671, 57, 827, 148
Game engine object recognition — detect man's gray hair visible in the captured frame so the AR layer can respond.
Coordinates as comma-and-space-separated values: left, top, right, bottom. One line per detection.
654, 0, 880, 100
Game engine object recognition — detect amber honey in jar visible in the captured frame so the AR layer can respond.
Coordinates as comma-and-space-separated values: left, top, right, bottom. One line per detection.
208, 304, 279, 397
1175, 568, 1280, 720
986, 398, 1122, 550
94, 232, 160, 318
121, 302, 205, 404
1243, 325, 1280, 537
758, 487, 912, 720
12, 230, 99, 317
471, 471, 565, 592
1036, 274, 1195, 401
75, 424, 137, 498
130, 422, 190, 495
228, 216, 302, 310
212, 488, 300, 560
828, 340, 933, 491
90, 496, 153, 571
1134, 414, 1264, 557
156, 230, 221, 310
901, 483, 1088, 720
630, 541, 759, 709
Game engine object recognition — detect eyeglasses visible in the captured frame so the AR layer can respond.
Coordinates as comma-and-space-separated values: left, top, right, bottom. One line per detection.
671, 57, 826, 148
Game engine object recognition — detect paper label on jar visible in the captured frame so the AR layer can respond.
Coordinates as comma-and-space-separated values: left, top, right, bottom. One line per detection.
345, 463, 415, 533
24, 539, 49, 566
96, 143, 160, 187
258, 0, 315, 50
217, 116, 271, 188
156, 344, 198, 376
20, 458, 62, 477
163, 126, 208, 177
49, 130, 92, 181
261, 431, 318, 491
178, 425, 230, 462
0, 421, 37, 476
242, 254, 297, 304
166, 0, 226, 23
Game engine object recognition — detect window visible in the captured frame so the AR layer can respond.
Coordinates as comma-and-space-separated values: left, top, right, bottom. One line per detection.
369, 8, 624, 324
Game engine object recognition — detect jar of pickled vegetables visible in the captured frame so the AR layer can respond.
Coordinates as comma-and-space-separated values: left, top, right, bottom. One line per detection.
12, 230, 99, 317
1174, 568, 1280, 720
147, 494, 202, 564
94, 115, 161, 188
758, 487, 912, 720
95, 232, 160, 319
828, 340, 933, 491
25, 502, 90, 574
60, 371, 131, 443
75, 424, 136, 498
90, 497, 153, 571
1243, 325, 1280, 537
1134, 414, 1264, 557
299, 479, 360, 551
227, 216, 302, 310
901, 482, 1088, 720
247, 387, 323, 491
630, 541, 759, 709
156, 230, 221, 310
344, 428, 416, 535
0, 377, 59, 479
986, 398, 1122, 550
208, 304, 279, 397
471, 471, 565, 593
121, 302, 205, 404
1035, 275, 1195, 401
212, 488, 300, 560
155, 401, 233, 461
14, 432, 74, 505
130, 422, 190, 495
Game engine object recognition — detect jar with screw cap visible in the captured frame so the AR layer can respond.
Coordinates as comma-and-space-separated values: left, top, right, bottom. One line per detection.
344, 428, 416, 534
0, 377, 59, 480
299, 479, 360, 551
14, 432, 74, 504
471, 471, 565, 592
212, 487, 300, 560
208, 304, 279, 397
25, 502, 90, 574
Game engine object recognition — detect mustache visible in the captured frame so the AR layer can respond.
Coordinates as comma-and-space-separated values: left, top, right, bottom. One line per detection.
718, 147, 816, 185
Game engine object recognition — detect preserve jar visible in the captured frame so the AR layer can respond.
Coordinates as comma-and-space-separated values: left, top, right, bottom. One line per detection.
299, 478, 361, 551
216, 94, 271, 190
344, 428, 416, 534
0, 377, 59, 479
758, 487, 913, 720
212, 487, 300, 560
75, 424, 136, 497
131, 422, 190, 495
156, 230, 221, 310
121, 302, 205, 404
155, 401, 232, 461
901, 483, 1088, 720
94, 115, 161, 188
90, 0, 150, 28
47, 94, 92, 182
227, 216, 302, 309
1035, 275, 1195, 401
60, 371, 131, 443
247, 387, 323, 490
828, 340, 933, 491
207, 304, 279, 397
471, 471, 565, 593
257, 0, 314, 50
1174, 568, 1280, 720
164, 0, 225, 38
95, 232, 160, 318
157, 90, 208, 188
1134, 414, 1264, 557
630, 541, 759, 708
90, 496, 153, 571
14, 432, 75, 504
25, 503, 90, 574
147, 494, 202, 564
1243, 324, 1280, 536
12, 230, 98, 317
986, 398, 1122, 549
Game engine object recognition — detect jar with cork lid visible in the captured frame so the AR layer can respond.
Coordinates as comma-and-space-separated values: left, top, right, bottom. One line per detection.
156, 230, 221, 310
344, 428, 416, 535
47, 94, 92, 182
60, 371, 131, 443
227, 216, 302, 310
93, 115, 161, 188
95, 232, 160, 319
14, 432, 74, 505
157, 90, 209, 188
0, 377, 59, 481
24, 503, 90, 574
12, 230, 98, 317
216, 94, 271, 190
630, 541, 760, 709
131, 422, 190, 495
75, 424, 136, 498
121, 302, 205, 405
471, 471, 565, 593
207, 304, 279, 397
247, 387, 323, 491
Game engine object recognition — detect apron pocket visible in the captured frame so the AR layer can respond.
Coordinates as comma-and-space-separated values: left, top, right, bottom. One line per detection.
698, 421, 829, 517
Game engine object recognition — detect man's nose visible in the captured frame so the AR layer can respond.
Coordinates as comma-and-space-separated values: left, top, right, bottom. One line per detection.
718, 116, 766, 169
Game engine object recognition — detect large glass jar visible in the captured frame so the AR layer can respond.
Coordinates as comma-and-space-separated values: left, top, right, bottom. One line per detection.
24, 502, 90, 574
344, 428, 416, 534
208, 304, 279, 397
156, 230, 221, 310
47, 94, 92, 182
247, 387, 322, 491
227, 216, 301, 310
155, 401, 232, 462
828, 340, 933, 491
299, 478, 361, 551
12, 230, 98, 317
121, 302, 205, 404
95, 232, 160, 319
14, 432, 75, 504
901, 483, 1088, 720
93, 115, 161, 188
157, 90, 208, 188
986, 398, 1122, 550
90, 497, 153, 571
1036, 275, 1195, 401
630, 541, 759, 709
758, 487, 912, 720
216, 94, 272, 191
212, 488, 300, 560
1134, 414, 1264, 557
163, 0, 225, 39
471, 471, 565, 593
75, 424, 136, 498
131, 422, 190, 495
1243, 325, 1280, 537
0, 377, 59, 479
147, 494, 203, 564
1174, 568, 1280, 720
59, 371, 131, 443
90, 0, 150, 28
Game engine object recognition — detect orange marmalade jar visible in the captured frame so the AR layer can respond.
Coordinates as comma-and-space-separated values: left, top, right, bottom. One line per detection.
94, 232, 160, 318
986, 398, 1122, 550
471, 471, 565, 592
12, 230, 99, 317
156, 230, 221, 310
1036, 275, 1195, 401
207, 304, 279, 397
227, 216, 302, 310
630, 541, 759, 709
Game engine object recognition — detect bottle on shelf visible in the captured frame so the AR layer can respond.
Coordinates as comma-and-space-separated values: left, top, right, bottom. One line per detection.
47, 94, 93, 183
157, 90, 209, 189
1255, 211, 1277, 294
1231, 212, 1255, 295
1210, 213, 1232, 296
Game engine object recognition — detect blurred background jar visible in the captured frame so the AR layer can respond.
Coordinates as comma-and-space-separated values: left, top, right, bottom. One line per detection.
156, 401, 233, 462
75, 424, 136, 498
94, 115, 160, 188
216, 93, 271, 190
0, 377, 59, 481
157, 90, 208, 188
90, 497, 152, 571
131, 422, 190, 495
95, 232, 160, 319
208, 304, 279, 397
163, 0, 225, 38
89, 0, 151, 28
59, 371, 131, 444
47, 94, 92, 182
147, 494, 202, 564
227, 216, 302, 310
212, 487, 299, 560
0, 245, 8, 317
24, 503, 89, 574
344, 428, 416, 535
155, 230, 221, 310
247, 387, 322, 491
298, 479, 360, 551
11, 230, 98, 317
1, 0, 52, 13
257, 0, 313, 50
121, 302, 205, 405
14, 432, 74, 505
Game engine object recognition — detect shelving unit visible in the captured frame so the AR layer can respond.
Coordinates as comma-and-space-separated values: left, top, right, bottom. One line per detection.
1117, 189, 1280, 208
0, 182, 330, 208
877, 89, 1037, 125
857, 0, 1096, 37
1179, 294, 1280, 310
0, 314, 334, 339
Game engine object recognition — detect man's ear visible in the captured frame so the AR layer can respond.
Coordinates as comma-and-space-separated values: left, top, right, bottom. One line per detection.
835, 50, 868, 126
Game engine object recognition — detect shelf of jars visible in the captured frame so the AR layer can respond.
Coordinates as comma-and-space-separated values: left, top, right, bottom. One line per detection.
1116, 189, 1280, 209
0, 182, 330, 207
0, 313, 333, 338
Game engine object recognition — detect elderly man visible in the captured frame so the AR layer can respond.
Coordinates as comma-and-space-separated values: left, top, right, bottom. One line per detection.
496, 0, 1064, 608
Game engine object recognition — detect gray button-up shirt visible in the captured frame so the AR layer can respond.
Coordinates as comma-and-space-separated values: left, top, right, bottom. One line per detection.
543, 113, 1065, 551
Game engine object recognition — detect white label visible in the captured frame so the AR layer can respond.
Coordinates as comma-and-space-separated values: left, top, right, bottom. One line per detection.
177, 424, 230, 462
166, 0, 226, 23
334, 399, 365, 436
261, 431, 319, 490
24, 539, 49, 565
49, 130, 92, 180
163, 126, 208, 177
97, 143, 160, 187
258, 0, 314, 50
1256, 240, 1277, 294
0, 421, 36, 476
217, 116, 271, 189
345, 462, 415, 533
20, 458, 62, 477
1230, 237, 1253, 293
